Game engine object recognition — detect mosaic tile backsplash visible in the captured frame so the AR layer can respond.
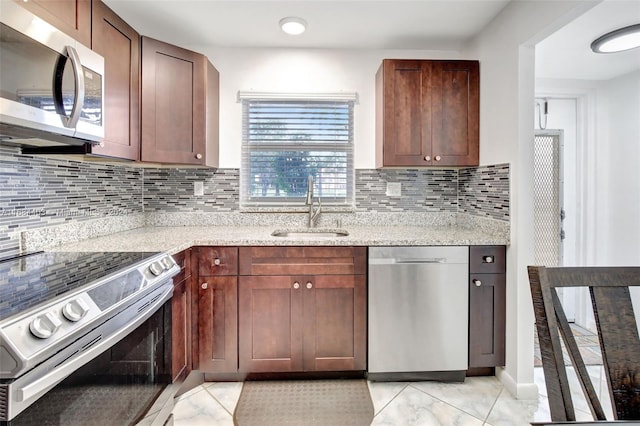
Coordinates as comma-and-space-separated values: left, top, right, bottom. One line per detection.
0, 145, 143, 257
0, 144, 509, 257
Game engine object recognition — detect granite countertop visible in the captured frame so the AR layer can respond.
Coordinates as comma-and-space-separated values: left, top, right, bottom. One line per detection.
49, 225, 509, 255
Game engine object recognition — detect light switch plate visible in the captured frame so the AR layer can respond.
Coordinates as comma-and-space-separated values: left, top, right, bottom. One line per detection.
386, 182, 401, 197
194, 181, 204, 196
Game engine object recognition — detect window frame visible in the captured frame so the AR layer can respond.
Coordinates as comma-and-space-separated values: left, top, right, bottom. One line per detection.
239, 92, 356, 211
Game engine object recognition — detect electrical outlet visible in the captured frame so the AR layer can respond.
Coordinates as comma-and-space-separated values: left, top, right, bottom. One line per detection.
386, 182, 401, 197
194, 181, 204, 196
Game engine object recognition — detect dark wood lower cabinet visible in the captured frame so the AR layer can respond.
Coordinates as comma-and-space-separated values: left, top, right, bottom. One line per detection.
238, 274, 366, 373
172, 278, 190, 381
171, 249, 192, 382
468, 273, 506, 368
198, 276, 238, 372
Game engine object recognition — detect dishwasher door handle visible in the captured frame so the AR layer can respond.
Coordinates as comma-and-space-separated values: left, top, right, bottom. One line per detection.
368, 258, 447, 265
394, 258, 446, 264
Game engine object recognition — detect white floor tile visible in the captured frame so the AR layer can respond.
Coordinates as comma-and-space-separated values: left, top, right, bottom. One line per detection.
371, 385, 484, 426
410, 376, 503, 422
367, 381, 409, 415
203, 381, 244, 415
485, 390, 550, 426
176, 383, 207, 402
172, 388, 233, 426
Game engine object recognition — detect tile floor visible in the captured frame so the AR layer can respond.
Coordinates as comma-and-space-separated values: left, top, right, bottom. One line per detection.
171, 325, 607, 425
170, 365, 613, 426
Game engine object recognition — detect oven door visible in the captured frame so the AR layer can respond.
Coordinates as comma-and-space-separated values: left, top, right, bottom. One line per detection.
3, 292, 174, 425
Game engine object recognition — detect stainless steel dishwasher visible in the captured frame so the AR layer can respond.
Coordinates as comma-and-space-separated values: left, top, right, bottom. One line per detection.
368, 246, 469, 382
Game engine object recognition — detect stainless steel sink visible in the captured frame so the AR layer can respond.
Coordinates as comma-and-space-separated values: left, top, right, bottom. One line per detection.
271, 228, 349, 238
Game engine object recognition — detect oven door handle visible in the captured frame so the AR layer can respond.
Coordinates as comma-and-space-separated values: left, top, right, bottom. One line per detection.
16, 284, 173, 403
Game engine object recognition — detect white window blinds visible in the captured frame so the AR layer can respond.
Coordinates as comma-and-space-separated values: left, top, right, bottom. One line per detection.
240, 95, 355, 207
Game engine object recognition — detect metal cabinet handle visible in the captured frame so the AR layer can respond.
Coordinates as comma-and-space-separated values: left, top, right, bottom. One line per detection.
473, 279, 482, 287
483, 256, 494, 263
424, 155, 431, 161
196, 153, 203, 160
293, 282, 300, 289
214, 258, 221, 266
435, 155, 441, 161
306, 282, 313, 289
201, 282, 208, 289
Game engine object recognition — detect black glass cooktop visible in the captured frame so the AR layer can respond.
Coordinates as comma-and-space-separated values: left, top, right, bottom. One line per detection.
0, 251, 159, 322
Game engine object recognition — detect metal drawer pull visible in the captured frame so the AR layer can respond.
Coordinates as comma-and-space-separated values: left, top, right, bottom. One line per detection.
201, 283, 208, 289
293, 282, 300, 289
482, 256, 494, 263
306, 282, 313, 289
473, 279, 482, 287
214, 258, 221, 266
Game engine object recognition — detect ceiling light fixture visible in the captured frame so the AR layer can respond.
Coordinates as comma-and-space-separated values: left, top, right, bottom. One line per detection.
591, 23, 640, 53
279, 17, 307, 35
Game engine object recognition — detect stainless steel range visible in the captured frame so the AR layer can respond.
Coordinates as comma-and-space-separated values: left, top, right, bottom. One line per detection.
0, 251, 179, 425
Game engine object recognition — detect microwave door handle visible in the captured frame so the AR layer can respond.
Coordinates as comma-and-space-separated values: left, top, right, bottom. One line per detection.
53, 46, 85, 128
65, 46, 85, 128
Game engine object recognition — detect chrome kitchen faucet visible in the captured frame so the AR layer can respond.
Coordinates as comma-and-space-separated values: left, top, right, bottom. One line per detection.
306, 175, 322, 227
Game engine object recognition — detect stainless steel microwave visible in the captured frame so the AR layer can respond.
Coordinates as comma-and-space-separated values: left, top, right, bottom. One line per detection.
0, 1, 104, 147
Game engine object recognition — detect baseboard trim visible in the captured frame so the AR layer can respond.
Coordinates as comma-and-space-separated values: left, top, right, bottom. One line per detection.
496, 368, 539, 400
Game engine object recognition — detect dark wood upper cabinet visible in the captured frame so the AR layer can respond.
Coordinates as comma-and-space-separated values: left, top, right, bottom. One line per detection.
140, 37, 219, 166
90, 0, 140, 160
375, 59, 479, 167
16, 0, 92, 47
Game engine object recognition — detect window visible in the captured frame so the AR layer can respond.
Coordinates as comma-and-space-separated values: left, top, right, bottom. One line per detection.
240, 93, 355, 209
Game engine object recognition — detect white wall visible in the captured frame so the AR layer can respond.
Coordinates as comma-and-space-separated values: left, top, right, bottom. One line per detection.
188, 47, 459, 169
461, 0, 599, 399
597, 70, 640, 266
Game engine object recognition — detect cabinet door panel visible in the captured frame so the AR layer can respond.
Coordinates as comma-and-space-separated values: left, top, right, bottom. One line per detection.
198, 276, 237, 372
18, 0, 91, 46
431, 61, 479, 166
303, 275, 366, 371
238, 276, 303, 372
469, 273, 505, 367
141, 37, 206, 164
91, 0, 140, 160
381, 60, 432, 166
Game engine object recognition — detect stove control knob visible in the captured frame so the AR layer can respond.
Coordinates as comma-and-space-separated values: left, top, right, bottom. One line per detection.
30, 312, 62, 339
62, 299, 90, 322
149, 262, 163, 276
160, 256, 174, 270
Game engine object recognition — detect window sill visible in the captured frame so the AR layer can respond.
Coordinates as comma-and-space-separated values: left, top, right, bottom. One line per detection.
239, 205, 356, 214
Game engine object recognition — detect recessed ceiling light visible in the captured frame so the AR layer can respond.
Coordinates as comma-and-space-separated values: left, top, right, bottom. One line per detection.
279, 17, 307, 36
591, 23, 640, 53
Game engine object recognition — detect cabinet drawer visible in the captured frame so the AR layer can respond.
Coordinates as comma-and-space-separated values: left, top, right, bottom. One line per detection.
198, 247, 238, 276
469, 246, 506, 274
239, 246, 366, 276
